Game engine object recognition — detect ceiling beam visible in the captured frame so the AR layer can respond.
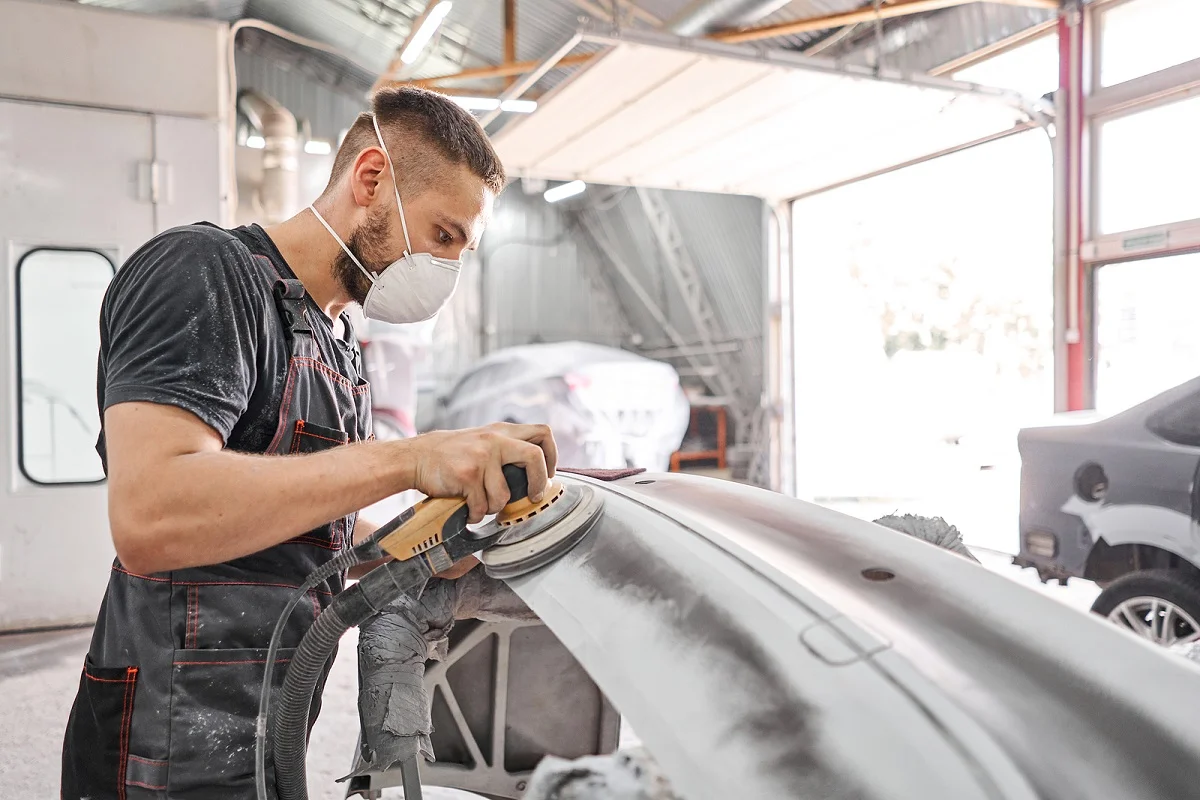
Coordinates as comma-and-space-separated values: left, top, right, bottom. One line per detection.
379, 0, 1057, 94
393, 52, 594, 88
504, 0, 517, 87
567, 0, 661, 26
710, 0, 1056, 45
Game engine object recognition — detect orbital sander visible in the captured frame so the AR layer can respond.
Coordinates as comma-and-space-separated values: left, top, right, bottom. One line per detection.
256, 464, 604, 800
369, 466, 603, 580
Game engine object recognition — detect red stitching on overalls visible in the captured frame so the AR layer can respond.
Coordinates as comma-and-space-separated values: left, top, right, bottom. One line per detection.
126, 780, 167, 791
266, 358, 302, 454
186, 586, 198, 649
112, 565, 170, 583
127, 755, 167, 766
287, 534, 340, 551
173, 658, 292, 666
171, 580, 333, 597
117, 666, 137, 800
83, 671, 134, 684
298, 430, 349, 445
293, 355, 357, 389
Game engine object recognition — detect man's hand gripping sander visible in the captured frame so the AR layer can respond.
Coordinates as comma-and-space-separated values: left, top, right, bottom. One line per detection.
256, 465, 604, 800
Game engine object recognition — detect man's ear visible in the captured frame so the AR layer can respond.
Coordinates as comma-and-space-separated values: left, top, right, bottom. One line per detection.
349, 147, 387, 209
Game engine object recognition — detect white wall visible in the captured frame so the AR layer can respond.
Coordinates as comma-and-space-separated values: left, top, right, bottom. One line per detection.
0, 0, 227, 119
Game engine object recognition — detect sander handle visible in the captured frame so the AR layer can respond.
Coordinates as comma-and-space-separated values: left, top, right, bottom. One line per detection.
373, 463, 529, 562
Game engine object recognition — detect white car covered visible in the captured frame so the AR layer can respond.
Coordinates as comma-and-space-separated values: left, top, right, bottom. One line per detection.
434, 342, 691, 471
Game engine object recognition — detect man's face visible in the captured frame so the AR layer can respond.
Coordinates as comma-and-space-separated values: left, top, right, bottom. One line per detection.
334, 159, 494, 306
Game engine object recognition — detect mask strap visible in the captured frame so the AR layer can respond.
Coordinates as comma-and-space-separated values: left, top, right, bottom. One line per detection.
308, 204, 377, 285
371, 115, 415, 257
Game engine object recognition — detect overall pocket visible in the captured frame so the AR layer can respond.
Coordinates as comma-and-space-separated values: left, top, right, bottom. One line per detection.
62, 656, 139, 800
167, 647, 297, 797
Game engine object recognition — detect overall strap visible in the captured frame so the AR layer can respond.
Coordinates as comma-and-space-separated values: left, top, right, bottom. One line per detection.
272, 279, 313, 340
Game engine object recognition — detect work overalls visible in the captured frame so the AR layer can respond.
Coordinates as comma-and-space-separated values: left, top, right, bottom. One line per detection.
62, 277, 372, 800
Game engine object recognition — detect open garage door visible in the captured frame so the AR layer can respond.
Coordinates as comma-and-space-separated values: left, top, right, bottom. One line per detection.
490, 29, 1043, 202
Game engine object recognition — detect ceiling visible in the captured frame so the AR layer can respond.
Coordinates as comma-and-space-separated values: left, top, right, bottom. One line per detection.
491, 29, 1040, 202
78, 0, 907, 96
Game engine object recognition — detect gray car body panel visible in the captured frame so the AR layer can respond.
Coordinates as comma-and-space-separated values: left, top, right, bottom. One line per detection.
501, 473, 1200, 800
1018, 377, 1200, 577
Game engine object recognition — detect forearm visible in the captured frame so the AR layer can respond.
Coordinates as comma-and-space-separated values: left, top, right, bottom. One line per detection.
112, 439, 414, 573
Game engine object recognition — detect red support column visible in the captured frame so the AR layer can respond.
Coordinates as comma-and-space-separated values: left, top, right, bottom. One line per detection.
1060, 4, 1088, 410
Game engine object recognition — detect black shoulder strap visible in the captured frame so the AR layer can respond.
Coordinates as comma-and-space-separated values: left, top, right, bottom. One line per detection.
272, 279, 312, 339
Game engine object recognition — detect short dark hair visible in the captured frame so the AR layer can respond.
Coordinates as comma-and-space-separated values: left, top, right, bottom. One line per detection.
325, 86, 506, 197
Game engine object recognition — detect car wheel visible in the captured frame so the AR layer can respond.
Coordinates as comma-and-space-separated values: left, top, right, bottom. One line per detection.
1091, 569, 1200, 648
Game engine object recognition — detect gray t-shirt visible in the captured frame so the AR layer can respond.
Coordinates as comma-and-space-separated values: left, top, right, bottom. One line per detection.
96, 222, 363, 470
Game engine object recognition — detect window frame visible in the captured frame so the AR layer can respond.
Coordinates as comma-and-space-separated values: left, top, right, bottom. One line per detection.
15, 246, 115, 487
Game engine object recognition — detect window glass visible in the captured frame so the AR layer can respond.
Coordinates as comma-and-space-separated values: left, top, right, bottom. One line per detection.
952, 33, 1060, 100
792, 131, 1056, 554
1100, 0, 1200, 87
18, 249, 113, 483
1146, 390, 1200, 447
1095, 252, 1200, 412
1097, 95, 1200, 233
790, 130, 1054, 553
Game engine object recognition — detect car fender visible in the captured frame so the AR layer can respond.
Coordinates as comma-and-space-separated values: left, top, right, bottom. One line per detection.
1062, 496, 1200, 565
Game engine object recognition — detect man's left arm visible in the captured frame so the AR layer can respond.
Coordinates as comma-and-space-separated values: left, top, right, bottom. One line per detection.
348, 516, 480, 580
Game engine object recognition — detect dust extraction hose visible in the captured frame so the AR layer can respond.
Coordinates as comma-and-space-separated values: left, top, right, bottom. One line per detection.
270, 556, 437, 800
272, 603, 354, 800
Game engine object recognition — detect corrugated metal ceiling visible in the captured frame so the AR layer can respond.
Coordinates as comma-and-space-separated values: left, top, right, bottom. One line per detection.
81, 0, 876, 95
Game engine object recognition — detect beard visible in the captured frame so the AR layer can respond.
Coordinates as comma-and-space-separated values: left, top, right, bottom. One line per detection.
332, 206, 394, 306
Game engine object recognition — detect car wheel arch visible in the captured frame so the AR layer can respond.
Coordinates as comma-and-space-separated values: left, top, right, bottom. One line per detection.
1085, 539, 1200, 587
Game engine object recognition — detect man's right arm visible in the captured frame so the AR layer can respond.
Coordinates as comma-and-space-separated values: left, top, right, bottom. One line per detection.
106, 402, 556, 575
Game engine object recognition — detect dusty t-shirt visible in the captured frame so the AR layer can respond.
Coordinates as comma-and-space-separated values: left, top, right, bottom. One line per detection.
95, 223, 363, 470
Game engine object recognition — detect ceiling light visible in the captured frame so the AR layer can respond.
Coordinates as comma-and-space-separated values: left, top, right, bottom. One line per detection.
401, 1, 453, 65
245, 135, 265, 149
449, 96, 537, 114
544, 180, 586, 203
500, 99, 537, 113
304, 140, 332, 155
450, 96, 500, 112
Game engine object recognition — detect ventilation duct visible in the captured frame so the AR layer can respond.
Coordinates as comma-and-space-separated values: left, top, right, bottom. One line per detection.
667, 0, 794, 36
238, 89, 299, 224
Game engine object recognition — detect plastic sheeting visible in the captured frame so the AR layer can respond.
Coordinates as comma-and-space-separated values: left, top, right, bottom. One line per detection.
343, 569, 538, 781
438, 341, 690, 472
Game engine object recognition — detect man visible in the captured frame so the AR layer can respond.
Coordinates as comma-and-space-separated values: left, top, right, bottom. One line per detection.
61, 86, 555, 799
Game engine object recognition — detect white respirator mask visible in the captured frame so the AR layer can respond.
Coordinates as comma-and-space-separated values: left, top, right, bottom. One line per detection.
309, 115, 462, 325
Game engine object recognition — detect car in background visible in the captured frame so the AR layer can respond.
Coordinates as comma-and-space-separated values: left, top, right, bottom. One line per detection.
434, 341, 690, 472
1015, 376, 1200, 648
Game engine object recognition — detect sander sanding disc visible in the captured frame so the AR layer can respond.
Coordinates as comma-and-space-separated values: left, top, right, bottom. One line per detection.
481, 484, 603, 579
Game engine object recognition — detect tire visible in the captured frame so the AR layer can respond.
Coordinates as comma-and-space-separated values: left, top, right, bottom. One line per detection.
1091, 568, 1200, 648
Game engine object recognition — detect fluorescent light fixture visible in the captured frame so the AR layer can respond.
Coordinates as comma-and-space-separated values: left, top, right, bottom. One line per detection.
544, 180, 586, 203
500, 98, 537, 113
304, 140, 333, 155
401, 1, 453, 65
449, 96, 537, 114
245, 135, 265, 149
